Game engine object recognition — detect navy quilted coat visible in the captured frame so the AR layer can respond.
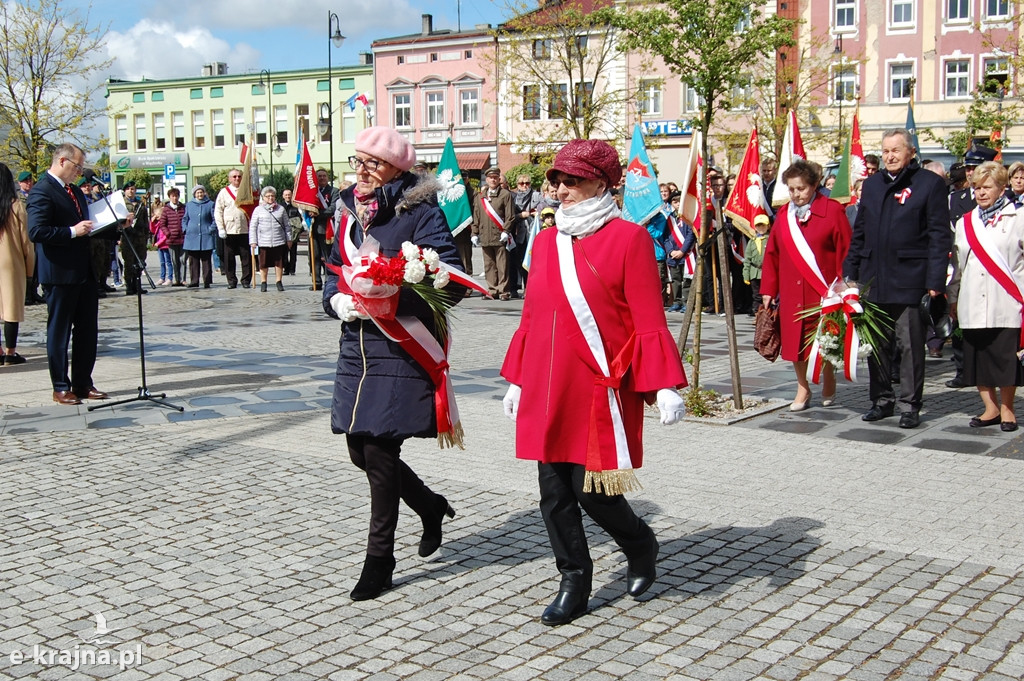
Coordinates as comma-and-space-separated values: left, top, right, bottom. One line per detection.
322, 172, 464, 439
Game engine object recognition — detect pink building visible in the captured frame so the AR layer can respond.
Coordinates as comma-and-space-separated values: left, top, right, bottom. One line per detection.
372, 15, 498, 176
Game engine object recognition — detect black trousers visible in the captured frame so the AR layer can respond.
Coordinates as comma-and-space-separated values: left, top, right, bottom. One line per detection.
222, 234, 252, 287
867, 303, 925, 412
538, 462, 653, 593
187, 250, 213, 286
347, 434, 439, 558
310, 232, 329, 286
45, 283, 98, 393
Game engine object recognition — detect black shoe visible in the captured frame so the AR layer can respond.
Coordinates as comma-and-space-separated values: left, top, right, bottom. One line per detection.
626, 534, 659, 598
1001, 421, 1018, 432
898, 411, 920, 429
541, 591, 589, 626
276, 281, 284, 292
204, 283, 211, 289
310, 283, 322, 291
418, 495, 456, 558
946, 376, 965, 389
3, 353, 25, 365
103, 284, 117, 293
227, 283, 237, 289
862, 404, 895, 422
186, 283, 199, 288
350, 554, 396, 601
969, 415, 1001, 428
260, 282, 267, 292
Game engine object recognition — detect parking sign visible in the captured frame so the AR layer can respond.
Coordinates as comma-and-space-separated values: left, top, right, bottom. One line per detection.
164, 164, 175, 180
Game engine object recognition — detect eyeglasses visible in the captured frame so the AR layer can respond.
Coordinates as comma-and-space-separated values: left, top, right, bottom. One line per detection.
62, 157, 85, 173
552, 175, 583, 188
349, 156, 386, 172
517, 181, 531, 186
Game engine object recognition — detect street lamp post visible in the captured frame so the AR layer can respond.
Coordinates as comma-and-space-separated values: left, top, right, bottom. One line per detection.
258, 69, 273, 178
326, 11, 346, 182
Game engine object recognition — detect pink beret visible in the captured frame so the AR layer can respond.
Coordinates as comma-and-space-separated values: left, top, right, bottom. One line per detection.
546, 139, 622, 187
355, 126, 417, 173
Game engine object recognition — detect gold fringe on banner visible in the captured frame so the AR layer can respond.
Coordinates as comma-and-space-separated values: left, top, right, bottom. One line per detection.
437, 420, 465, 450
583, 469, 642, 496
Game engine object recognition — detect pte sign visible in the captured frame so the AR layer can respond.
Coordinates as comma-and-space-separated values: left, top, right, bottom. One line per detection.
164, 164, 176, 180
640, 119, 694, 137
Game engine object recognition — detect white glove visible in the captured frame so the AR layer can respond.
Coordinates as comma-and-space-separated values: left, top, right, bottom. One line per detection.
656, 388, 686, 425
499, 231, 509, 244
330, 293, 369, 323
471, 235, 480, 247
217, 229, 227, 239
502, 384, 522, 422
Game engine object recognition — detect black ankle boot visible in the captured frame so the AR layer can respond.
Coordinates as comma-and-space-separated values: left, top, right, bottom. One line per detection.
260, 281, 268, 292
626, 534, 659, 598
541, 590, 589, 626
418, 495, 456, 557
350, 554, 396, 601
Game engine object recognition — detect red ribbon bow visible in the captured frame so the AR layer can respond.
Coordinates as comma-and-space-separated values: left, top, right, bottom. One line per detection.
895, 188, 912, 204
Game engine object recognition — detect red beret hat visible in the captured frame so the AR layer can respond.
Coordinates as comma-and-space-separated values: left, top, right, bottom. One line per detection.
546, 139, 622, 187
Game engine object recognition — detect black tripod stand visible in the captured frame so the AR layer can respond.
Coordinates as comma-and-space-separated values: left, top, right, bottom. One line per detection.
89, 212, 183, 413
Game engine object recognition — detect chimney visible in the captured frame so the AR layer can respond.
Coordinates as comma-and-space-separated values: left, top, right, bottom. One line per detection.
359, 52, 374, 66
422, 14, 432, 36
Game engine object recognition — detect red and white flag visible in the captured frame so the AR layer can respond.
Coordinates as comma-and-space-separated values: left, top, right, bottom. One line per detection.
291, 138, 321, 215
771, 109, 806, 207
239, 142, 249, 165
724, 127, 767, 238
679, 129, 703, 229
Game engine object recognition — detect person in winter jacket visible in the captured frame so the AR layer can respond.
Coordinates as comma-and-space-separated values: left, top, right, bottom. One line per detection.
323, 126, 466, 602
182, 185, 217, 288
158, 187, 186, 286
742, 213, 771, 307
248, 186, 291, 292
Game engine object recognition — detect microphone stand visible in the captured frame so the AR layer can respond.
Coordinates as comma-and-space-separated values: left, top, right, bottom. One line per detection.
89, 201, 183, 413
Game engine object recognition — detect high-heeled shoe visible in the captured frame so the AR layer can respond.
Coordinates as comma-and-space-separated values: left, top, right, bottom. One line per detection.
418, 495, 456, 557
350, 554, 396, 601
789, 399, 810, 412
821, 393, 836, 407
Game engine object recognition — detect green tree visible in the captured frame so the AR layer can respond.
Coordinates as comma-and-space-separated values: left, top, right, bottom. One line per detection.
262, 168, 296, 196
609, 0, 794, 394
197, 170, 230, 197
0, 0, 112, 174
123, 168, 152, 190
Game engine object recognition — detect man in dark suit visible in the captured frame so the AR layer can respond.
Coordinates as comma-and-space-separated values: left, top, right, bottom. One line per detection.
843, 128, 951, 429
27, 143, 108, 406
310, 167, 339, 290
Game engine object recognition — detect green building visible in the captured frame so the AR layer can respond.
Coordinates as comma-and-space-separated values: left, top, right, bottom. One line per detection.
105, 61, 374, 196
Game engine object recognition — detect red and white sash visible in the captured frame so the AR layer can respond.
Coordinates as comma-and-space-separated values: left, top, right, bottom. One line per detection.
963, 209, 1024, 346
481, 196, 505, 232
683, 251, 696, 278
225, 185, 237, 201
554, 230, 640, 496
730, 235, 746, 266
778, 206, 864, 382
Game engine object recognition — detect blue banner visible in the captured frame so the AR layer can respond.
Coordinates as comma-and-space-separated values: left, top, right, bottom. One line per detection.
621, 125, 663, 226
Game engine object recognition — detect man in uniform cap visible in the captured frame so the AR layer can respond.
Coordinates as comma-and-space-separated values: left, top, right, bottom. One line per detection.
17, 171, 34, 200
471, 165, 516, 299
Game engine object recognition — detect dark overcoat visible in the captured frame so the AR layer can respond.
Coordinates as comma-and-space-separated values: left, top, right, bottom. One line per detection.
322, 173, 464, 440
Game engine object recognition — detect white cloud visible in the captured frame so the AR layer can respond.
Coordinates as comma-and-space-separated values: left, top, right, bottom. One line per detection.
104, 20, 261, 81
148, 0, 414, 36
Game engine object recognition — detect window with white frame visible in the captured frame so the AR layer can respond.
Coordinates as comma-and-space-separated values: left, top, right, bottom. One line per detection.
835, 0, 856, 30
153, 113, 166, 151
393, 93, 412, 128
730, 76, 753, 110
735, 6, 752, 32
459, 88, 479, 125
426, 91, 445, 127
523, 84, 541, 120
172, 112, 185, 150
532, 39, 551, 60
986, 0, 1010, 20
253, 107, 267, 145
832, 65, 857, 103
296, 104, 309, 142
891, 0, 914, 26
682, 84, 705, 113
548, 83, 568, 119
211, 109, 224, 148
947, 0, 969, 21
638, 79, 662, 116
134, 113, 146, 151
232, 108, 245, 146
944, 60, 970, 98
889, 63, 914, 101
982, 57, 1010, 94
274, 105, 287, 146
192, 111, 205, 149
115, 115, 128, 152
342, 109, 356, 143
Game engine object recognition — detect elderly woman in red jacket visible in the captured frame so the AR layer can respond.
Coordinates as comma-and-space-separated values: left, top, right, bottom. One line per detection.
501, 139, 688, 626
760, 159, 852, 410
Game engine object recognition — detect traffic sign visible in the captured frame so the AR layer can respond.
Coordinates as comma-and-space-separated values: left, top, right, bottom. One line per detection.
164, 164, 176, 180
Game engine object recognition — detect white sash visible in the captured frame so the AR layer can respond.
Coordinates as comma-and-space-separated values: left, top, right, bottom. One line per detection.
554, 231, 631, 471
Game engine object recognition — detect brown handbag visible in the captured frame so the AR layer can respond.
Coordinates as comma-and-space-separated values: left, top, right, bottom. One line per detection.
754, 303, 781, 362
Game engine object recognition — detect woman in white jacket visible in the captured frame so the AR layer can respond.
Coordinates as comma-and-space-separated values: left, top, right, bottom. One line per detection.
248, 186, 292, 292
948, 161, 1024, 432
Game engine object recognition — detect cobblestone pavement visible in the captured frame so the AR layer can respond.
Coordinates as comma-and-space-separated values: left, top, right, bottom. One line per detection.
2, 250, 1024, 680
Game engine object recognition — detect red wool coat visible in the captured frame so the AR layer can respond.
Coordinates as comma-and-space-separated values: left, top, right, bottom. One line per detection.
760, 194, 852, 362
501, 218, 688, 469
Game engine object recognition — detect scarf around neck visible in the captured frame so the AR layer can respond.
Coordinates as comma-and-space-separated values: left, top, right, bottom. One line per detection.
789, 200, 811, 223
556, 191, 622, 238
979, 196, 1009, 226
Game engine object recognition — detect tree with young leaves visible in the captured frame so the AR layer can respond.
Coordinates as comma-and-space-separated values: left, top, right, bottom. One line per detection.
492, 0, 637, 160
609, 0, 794, 393
924, 73, 1023, 160
0, 0, 111, 175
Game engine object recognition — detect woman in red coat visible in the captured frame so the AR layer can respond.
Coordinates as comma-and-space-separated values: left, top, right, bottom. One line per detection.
500, 139, 688, 626
760, 159, 852, 410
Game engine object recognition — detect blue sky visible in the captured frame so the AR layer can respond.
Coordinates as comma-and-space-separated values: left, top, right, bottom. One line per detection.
86, 0, 509, 81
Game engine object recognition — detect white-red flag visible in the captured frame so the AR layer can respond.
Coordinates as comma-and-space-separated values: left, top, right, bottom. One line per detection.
679, 129, 703, 228
771, 109, 806, 207
291, 137, 321, 215
724, 128, 766, 238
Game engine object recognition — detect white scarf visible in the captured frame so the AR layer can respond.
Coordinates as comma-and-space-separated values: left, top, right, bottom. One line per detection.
556, 191, 621, 238
789, 200, 811, 223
